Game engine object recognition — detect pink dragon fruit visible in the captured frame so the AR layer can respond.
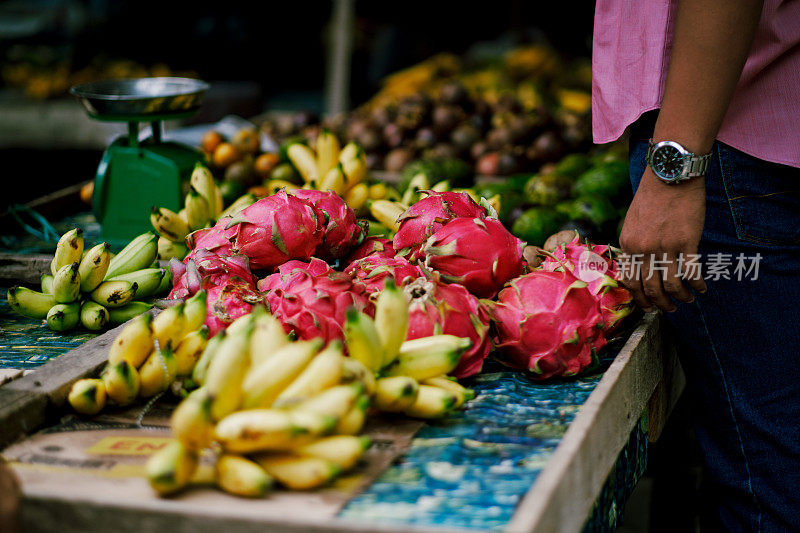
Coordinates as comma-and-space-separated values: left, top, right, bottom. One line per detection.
393, 191, 489, 259
540, 236, 633, 334
185, 221, 237, 258
488, 269, 606, 380
203, 276, 264, 336
224, 190, 325, 270
168, 250, 255, 300
402, 277, 491, 378
258, 259, 373, 342
289, 189, 367, 259
344, 236, 396, 265
422, 217, 526, 298
345, 255, 424, 297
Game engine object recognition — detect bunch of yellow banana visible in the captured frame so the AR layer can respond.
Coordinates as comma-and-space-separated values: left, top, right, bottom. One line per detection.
7, 229, 169, 333
343, 279, 475, 419
157, 307, 372, 497
150, 163, 222, 261
286, 133, 379, 212
66, 290, 208, 415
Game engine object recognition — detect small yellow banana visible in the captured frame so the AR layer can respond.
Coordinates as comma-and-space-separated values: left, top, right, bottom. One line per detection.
382, 335, 470, 381
373, 376, 419, 412
402, 384, 459, 419
174, 326, 209, 376
41, 274, 54, 294
219, 193, 257, 219
368, 182, 388, 200
152, 303, 186, 350
373, 279, 408, 367
157, 237, 189, 261
216, 454, 273, 497
317, 163, 347, 195
67, 378, 106, 415
249, 307, 291, 367
138, 346, 177, 398
51, 228, 84, 275
182, 290, 208, 336
151, 207, 190, 242
105, 232, 158, 279
146, 440, 198, 496
205, 328, 251, 420
339, 142, 360, 164
52, 262, 81, 303
273, 341, 344, 407
252, 454, 340, 490
315, 129, 340, 177
422, 375, 475, 407
7, 286, 55, 319
401, 173, 430, 206
287, 143, 319, 184
336, 394, 370, 435
102, 360, 141, 406
46, 302, 80, 332
171, 387, 215, 450
344, 309, 383, 372
108, 301, 153, 326
368, 200, 405, 233
192, 330, 225, 386
214, 408, 296, 453
296, 435, 371, 470
185, 186, 211, 232
80, 301, 109, 331
241, 339, 322, 409
344, 182, 369, 212
342, 152, 367, 188
78, 242, 111, 292
294, 383, 362, 420
108, 313, 153, 368
107, 268, 166, 299
341, 357, 376, 395
89, 280, 138, 309
190, 163, 219, 219
431, 179, 451, 192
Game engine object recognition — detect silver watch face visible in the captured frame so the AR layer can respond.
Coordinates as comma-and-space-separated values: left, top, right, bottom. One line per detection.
651, 142, 685, 181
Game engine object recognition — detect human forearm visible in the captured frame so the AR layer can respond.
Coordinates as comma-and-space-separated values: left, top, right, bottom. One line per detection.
653, 0, 763, 154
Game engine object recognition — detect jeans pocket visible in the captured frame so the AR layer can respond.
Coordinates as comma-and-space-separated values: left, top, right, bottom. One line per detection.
718, 143, 800, 246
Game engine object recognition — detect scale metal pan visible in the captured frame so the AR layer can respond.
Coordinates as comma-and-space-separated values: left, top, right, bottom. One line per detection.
70, 77, 210, 119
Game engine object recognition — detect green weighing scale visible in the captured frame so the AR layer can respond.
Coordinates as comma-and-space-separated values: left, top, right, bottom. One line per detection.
70, 77, 211, 243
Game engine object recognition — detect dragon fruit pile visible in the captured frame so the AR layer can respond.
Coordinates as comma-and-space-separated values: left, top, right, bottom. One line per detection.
168, 188, 633, 380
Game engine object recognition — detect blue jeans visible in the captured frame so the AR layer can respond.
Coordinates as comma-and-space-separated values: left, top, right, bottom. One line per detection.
629, 113, 800, 532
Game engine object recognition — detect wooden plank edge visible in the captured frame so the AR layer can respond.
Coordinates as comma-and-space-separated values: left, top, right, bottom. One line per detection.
0, 253, 53, 284
646, 332, 685, 443
0, 319, 135, 449
506, 312, 664, 533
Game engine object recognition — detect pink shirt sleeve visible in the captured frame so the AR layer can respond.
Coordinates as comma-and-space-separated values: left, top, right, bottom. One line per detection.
592, 0, 800, 168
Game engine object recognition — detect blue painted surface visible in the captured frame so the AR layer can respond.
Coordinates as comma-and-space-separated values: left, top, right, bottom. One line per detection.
340, 337, 644, 531
0, 288, 97, 369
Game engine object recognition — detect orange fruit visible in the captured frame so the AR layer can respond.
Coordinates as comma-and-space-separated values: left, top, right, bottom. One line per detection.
232, 129, 260, 154
80, 181, 94, 204
213, 142, 241, 168
254, 153, 280, 179
201, 130, 224, 153
248, 185, 269, 198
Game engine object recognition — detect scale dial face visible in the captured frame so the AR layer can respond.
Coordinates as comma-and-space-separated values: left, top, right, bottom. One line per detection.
651, 143, 685, 181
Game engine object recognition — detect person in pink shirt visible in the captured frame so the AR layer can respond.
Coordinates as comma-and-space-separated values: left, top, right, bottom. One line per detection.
594, 0, 800, 530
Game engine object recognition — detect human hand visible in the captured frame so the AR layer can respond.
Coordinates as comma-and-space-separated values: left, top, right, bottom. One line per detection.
619, 167, 708, 312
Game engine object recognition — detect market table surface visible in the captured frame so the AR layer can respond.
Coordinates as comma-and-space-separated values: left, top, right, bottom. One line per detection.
0, 305, 683, 533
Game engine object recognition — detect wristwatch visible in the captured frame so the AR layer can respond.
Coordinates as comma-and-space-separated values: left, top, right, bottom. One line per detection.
646, 140, 711, 184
